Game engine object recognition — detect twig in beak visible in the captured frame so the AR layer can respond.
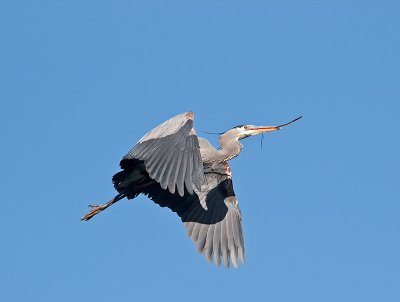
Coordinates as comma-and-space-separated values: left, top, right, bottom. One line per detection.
277, 116, 303, 129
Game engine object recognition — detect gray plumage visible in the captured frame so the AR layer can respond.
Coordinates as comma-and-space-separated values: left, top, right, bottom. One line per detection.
122, 112, 204, 196
82, 111, 302, 268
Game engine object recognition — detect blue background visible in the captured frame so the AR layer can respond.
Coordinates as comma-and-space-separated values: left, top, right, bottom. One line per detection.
1, 1, 399, 301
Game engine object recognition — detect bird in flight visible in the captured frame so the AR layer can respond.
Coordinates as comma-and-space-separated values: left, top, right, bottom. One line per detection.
82, 112, 301, 267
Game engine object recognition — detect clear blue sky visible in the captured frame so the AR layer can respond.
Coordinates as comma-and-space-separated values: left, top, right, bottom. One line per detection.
1, 1, 399, 301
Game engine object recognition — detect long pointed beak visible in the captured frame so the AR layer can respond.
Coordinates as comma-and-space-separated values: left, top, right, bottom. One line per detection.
246, 125, 280, 133
247, 116, 302, 134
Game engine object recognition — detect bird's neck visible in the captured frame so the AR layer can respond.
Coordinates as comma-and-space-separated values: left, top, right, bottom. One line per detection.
215, 134, 243, 162
198, 134, 243, 164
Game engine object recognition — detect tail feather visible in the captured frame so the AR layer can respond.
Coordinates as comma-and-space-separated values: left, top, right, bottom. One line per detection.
112, 159, 148, 199
112, 170, 131, 189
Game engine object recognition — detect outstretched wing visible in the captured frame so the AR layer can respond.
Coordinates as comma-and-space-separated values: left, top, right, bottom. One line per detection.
120, 112, 204, 196
141, 163, 245, 268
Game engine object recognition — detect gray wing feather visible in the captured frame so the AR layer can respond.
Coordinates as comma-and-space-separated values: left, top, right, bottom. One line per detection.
204, 224, 215, 262
196, 224, 209, 252
122, 112, 203, 196
191, 223, 202, 245
186, 222, 195, 238
227, 211, 238, 268
203, 201, 220, 260
225, 210, 235, 266
220, 218, 230, 268
169, 151, 183, 194
185, 150, 194, 194
213, 220, 222, 266
159, 151, 176, 190
158, 150, 175, 190
177, 151, 188, 196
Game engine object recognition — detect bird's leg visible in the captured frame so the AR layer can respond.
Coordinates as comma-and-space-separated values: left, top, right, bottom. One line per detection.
81, 193, 126, 221
81, 179, 155, 221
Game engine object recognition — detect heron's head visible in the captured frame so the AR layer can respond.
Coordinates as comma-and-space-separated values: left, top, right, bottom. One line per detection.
228, 124, 280, 140
225, 116, 303, 141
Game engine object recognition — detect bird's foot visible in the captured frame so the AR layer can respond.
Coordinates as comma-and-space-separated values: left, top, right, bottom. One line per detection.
81, 204, 107, 221
81, 193, 126, 222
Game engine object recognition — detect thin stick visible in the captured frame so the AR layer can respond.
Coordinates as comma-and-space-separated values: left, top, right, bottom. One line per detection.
277, 116, 303, 128
81, 193, 126, 221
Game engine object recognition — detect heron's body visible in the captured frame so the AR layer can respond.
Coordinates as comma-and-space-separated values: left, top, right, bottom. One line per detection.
82, 111, 301, 268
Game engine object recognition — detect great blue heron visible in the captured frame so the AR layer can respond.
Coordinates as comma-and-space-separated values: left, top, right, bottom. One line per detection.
82, 112, 301, 267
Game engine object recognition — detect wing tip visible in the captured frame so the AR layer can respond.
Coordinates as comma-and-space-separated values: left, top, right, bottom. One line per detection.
184, 111, 194, 120
239, 247, 245, 265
